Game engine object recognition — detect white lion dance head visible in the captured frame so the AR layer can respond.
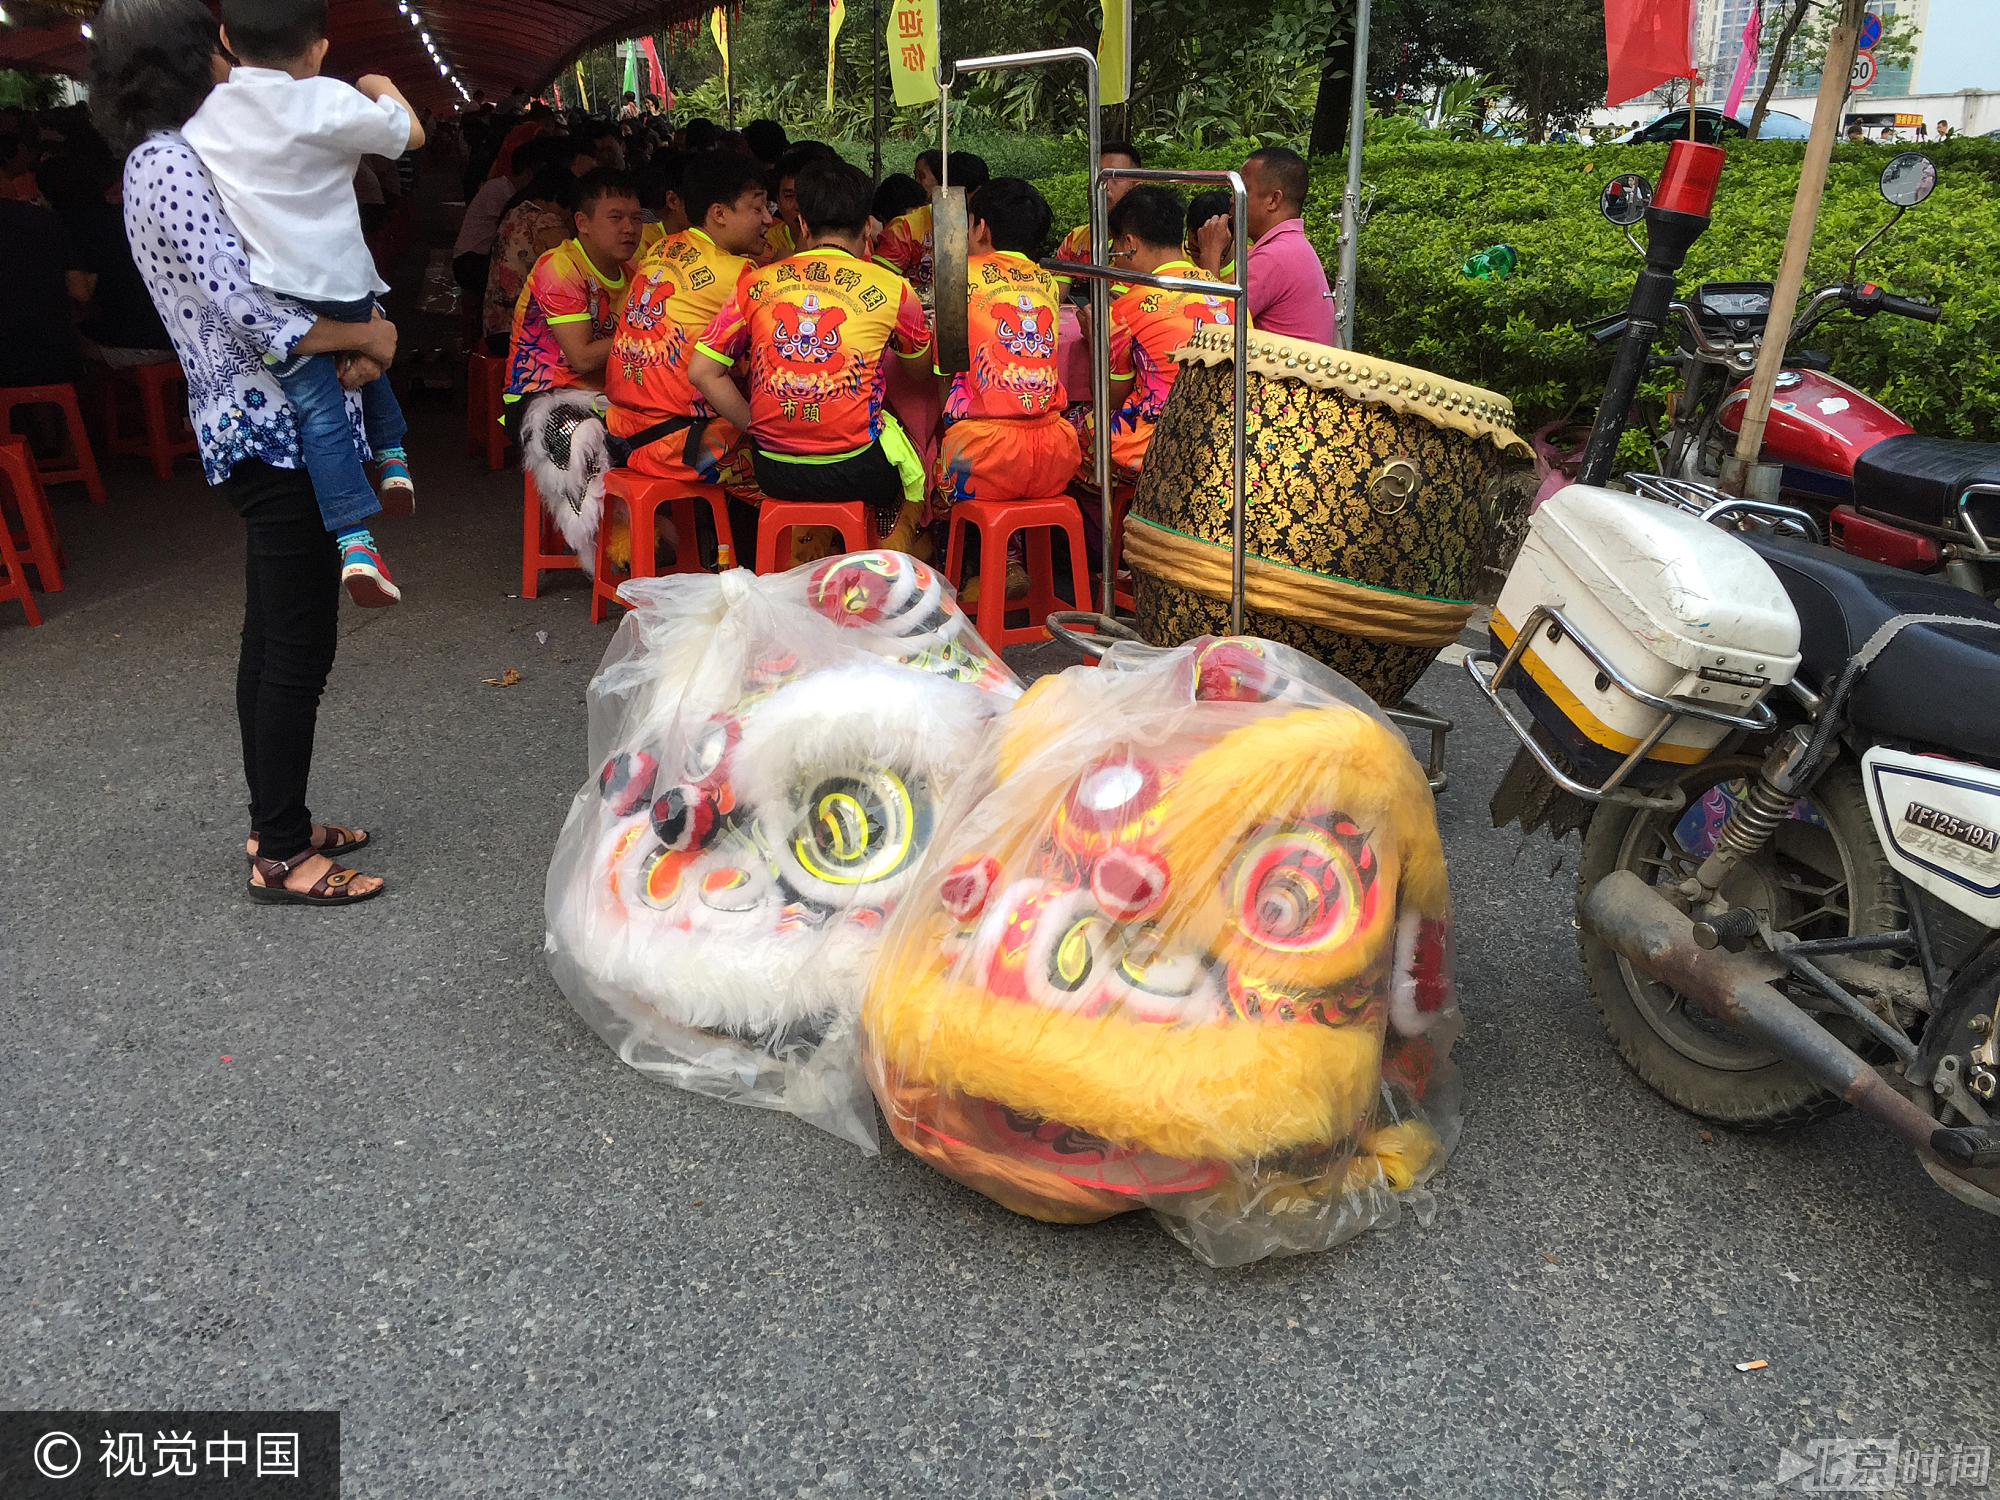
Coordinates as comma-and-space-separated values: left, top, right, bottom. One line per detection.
543, 551, 1020, 1149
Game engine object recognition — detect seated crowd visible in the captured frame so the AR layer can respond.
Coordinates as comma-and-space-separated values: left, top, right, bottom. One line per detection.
485, 106, 1340, 599
3, 82, 1337, 606
0, 101, 180, 393
1, 95, 428, 397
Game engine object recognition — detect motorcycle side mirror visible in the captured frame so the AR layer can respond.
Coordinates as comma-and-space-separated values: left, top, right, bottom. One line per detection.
1850, 152, 1937, 283
1878, 151, 1937, 207
1599, 173, 1652, 226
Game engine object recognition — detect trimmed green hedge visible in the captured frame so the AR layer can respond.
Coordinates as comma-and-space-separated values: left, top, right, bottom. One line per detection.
1032, 138, 2000, 442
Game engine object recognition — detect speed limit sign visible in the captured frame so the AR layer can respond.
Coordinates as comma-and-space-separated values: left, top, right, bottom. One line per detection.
1851, 49, 1878, 90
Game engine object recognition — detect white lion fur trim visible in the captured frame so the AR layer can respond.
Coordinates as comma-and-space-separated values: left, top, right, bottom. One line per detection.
581, 920, 879, 1036
1390, 907, 1443, 1037
731, 659, 996, 814
522, 391, 613, 556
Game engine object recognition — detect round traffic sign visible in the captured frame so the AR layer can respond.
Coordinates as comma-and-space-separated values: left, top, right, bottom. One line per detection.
1851, 49, 1878, 90
1858, 12, 1883, 50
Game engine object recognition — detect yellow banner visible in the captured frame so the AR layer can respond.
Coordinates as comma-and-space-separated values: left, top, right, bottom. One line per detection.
574, 59, 590, 112
886, 0, 937, 107
710, 7, 731, 88
828, 0, 846, 111
1097, 0, 1129, 107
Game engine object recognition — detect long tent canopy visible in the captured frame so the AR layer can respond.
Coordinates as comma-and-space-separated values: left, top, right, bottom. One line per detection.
0, 0, 718, 115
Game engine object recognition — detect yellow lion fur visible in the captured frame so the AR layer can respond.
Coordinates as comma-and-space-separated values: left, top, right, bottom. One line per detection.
864, 971, 1383, 1162
994, 673, 1071, 785
866, 672, 1452, 1168
996, 686, 1448, 923
1153, 704, 1449, 926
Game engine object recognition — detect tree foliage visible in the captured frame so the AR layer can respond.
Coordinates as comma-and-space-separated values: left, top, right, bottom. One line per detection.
601, 0, 1611, 155
1034, 136, 2000, 442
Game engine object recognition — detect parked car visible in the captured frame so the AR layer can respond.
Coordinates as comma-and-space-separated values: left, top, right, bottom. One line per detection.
1625, 107, 1812, 143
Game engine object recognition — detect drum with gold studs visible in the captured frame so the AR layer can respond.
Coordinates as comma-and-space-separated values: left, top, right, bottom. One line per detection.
1126, 327, 1531, 706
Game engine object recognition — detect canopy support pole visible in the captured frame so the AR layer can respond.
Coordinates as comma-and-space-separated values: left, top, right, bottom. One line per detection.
1334, 0, 1370, 351
871, 0, 883, 185
724, 9, 735, 127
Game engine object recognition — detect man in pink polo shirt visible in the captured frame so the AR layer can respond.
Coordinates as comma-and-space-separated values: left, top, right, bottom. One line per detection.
1192, 146, 1336, 346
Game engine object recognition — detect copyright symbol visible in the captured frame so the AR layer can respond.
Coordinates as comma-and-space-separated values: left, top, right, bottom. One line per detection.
33, 1430, 81, 1479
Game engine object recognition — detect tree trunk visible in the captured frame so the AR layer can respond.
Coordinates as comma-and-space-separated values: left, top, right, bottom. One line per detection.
1748, 0, 1812, 140
1308, 4, 1357, 161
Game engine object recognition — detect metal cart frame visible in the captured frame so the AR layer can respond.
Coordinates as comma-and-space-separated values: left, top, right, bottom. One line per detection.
932, 46, 1451, 792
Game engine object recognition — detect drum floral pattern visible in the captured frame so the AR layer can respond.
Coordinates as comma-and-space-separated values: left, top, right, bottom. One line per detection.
1131, 358, 1503, 706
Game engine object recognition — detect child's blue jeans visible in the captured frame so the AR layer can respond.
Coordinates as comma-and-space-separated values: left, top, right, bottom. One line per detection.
273, 293, 408, 534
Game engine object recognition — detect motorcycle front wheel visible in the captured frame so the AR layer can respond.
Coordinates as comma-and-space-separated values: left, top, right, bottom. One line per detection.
1577, 756, 1903, 1130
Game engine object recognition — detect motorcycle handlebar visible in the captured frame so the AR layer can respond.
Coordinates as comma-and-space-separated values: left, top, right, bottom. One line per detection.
1876, 291, 1942, 323
1584, 285, 1944, 359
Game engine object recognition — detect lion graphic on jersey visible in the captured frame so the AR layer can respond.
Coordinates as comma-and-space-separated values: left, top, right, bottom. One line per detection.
771, 293, 848, 366
994, 294, 1056, 359
625, 264, 677, 333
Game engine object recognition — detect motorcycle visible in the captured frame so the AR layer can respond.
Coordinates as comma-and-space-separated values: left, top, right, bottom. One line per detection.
1469, 137, 2000, 1217
1584, 150, 2000, 600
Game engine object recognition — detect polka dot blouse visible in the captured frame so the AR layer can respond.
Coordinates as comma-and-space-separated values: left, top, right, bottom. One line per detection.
123, 130, 367, 486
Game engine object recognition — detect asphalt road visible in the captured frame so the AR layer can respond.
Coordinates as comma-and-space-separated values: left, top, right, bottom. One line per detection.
4, 407, 1997, 1499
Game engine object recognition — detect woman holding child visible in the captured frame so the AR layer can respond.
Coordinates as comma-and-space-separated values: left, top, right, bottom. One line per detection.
90, 0, 397, 906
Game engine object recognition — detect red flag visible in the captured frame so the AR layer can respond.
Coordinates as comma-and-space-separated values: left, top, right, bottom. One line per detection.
639, 36, 668, 100
1604, 0, 1695, 107
1722, 2, 1760, 117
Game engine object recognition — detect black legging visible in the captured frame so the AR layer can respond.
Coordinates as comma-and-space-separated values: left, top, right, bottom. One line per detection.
223, 459, 341, 865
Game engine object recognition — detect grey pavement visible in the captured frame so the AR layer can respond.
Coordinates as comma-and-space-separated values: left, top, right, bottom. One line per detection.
4, 405, 1998, 1500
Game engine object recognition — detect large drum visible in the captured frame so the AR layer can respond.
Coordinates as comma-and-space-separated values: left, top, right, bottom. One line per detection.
1126, 327, 1531, 706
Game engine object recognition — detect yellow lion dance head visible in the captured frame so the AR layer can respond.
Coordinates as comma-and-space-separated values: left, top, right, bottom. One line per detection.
861, 637, 1459, 1264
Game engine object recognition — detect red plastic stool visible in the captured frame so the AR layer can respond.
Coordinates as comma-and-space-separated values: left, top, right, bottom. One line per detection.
468, 354, 510, 469
591, 472, 734, 623
100, 360, 196, 482
752, 498, 878, 575
0, 435, 64, 592
0, 508, 40, 626
945, 495, 1089, 647
0, 383, 106, 504
521, 473, 585, 598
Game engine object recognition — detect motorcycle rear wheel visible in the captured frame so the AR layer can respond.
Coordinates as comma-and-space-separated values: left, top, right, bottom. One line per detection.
1577, 756, 1903, 1130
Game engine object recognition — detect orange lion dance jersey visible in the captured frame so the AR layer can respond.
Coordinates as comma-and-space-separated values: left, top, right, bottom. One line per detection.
506, 239, 632, 398
945, 251, 1066, 422
874, 203, 934, 289
931, 250, 1079, 513
696, 247, 931, 456
1091, 259, 1236, 473
606, 228, 755, 427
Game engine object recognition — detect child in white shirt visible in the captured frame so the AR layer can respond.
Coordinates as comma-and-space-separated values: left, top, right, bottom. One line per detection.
184, 0, 425, 607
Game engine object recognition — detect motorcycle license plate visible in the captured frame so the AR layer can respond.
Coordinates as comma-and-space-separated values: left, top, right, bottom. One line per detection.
1864, 746, 2000, 927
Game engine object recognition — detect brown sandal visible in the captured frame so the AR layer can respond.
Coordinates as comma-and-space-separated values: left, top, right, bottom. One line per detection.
247, 848, 384, 907
246, 824, 371, 862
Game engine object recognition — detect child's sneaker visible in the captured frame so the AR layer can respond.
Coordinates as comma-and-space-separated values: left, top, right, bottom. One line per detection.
375, 448, 415, 518
339, 532, 402, 607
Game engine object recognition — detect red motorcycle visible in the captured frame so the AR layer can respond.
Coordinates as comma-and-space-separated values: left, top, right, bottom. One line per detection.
1588, 151, 2000, 599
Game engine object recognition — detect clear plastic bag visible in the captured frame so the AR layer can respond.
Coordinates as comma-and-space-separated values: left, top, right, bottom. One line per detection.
861, 636, 1461, 1264
544, 552, 1020, 1151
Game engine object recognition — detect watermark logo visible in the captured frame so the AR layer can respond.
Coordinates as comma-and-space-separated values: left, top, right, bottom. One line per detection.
30, 1432, 80, 1480
2, 1410, 335, 1496
1776, 1438, 1991, 1492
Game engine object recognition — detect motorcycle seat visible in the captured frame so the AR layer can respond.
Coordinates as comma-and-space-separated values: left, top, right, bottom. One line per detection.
1742, 534, 2000, 761
1853, 432, 2000, 535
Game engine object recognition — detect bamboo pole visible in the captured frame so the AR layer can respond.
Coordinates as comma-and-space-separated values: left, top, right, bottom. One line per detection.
1728, 0, 1864, 482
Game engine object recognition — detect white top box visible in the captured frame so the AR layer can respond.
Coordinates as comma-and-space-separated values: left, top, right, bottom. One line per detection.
1532, 484, 1803, 676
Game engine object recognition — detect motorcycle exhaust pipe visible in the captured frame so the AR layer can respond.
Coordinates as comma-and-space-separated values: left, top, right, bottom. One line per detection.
1579, 871, 1941, 1158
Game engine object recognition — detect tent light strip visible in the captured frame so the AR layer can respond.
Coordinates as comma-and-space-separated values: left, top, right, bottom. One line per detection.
397, 0, 472, 101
